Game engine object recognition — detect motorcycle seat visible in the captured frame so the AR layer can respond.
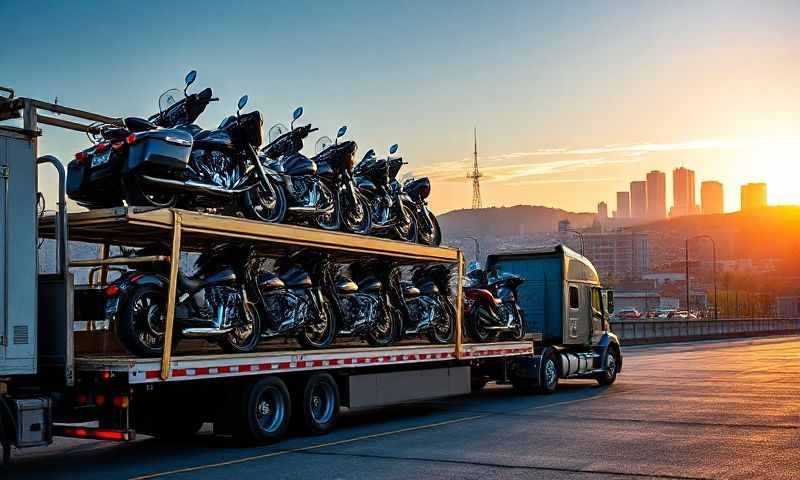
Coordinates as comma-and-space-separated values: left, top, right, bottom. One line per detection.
357, 276, 382, 293
257, 271, 285, 290
418, 280, 439, 296
124, 117, 157, 133
401, 281, 421, 298
335, 276, 358, 294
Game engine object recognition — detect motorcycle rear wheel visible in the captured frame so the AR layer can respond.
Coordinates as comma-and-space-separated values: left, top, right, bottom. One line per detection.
122, 176, 176, 209
298, 299, 336, 349
465, 300, 498, 343
242, 180, 287, 224
117, 285, 166, 357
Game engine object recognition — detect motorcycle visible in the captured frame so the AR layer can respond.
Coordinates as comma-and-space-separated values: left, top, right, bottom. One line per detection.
68, 70, 278, 217
353, 144, 417, 242
288, 250, 395, 346
253, 107, 346, 230
255, 248, 336, 348
310, 128, 372, 234
395, 264, 456, 344
346, 259, 401, 346
462, 261, 526, 342
403, 176, 442, 246
106, 243, 261, 357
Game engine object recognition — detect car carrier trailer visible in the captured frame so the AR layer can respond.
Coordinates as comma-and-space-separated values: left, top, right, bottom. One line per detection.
0, 90, 551, 461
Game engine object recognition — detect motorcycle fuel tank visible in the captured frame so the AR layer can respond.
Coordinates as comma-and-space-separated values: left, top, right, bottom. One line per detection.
280, 152, 317, 176
279, 265, 313, 288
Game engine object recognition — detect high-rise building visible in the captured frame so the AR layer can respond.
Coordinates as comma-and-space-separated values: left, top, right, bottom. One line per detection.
701, 181, 724, 215
597, 201, 608, 220
646, 170, 667, 219
671, 167, 697, 217
630, 181, 647, 219
615, 191, 630, 218
740, 183, 767, 212
583, 232, 649, 279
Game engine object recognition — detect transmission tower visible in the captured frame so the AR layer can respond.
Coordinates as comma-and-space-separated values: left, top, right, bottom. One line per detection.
467, 127, 482, 209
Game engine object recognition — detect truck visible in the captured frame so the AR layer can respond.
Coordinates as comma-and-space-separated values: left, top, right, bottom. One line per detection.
473, 245, 622, 393
0, 90, 620, 463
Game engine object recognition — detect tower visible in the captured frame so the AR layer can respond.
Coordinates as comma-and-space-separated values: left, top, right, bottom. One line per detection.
467, 127, 482, 209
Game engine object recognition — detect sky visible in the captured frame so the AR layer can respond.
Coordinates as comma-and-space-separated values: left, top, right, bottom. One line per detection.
3, 0, 800, 214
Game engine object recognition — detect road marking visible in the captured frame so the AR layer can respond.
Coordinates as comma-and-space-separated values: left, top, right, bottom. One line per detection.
130, 389, 634, 480
129, 414, 488, 480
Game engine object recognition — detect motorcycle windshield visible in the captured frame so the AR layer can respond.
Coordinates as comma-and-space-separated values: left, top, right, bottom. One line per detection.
158, 88, 183, 114
268, 123, 289, 143
315, 136, 333, 154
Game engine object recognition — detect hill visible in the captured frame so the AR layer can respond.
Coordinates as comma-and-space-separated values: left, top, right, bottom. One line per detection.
439, 205, 595, 240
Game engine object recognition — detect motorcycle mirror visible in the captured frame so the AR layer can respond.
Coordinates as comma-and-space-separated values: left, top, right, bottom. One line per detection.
337, 126, 347, 138
238, 95, 248, 111
184, 70, 197, 94
389, 143, 399, 155
291, 106, 303, 129
365, 148, 375, 159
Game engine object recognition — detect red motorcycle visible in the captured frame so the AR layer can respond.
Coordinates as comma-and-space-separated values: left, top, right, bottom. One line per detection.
463, 262, 526, 342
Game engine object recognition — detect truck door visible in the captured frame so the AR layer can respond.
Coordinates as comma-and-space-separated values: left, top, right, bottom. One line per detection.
590, 287, 604, 345
565, 283, 590, 344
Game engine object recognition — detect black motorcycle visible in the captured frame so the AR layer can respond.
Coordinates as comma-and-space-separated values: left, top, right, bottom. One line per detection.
106, 243, 261, 357
68, 70, 278, 217
353, 144, 417, 242
254, 248, 336, 348
346, 259, 401, 346
291, 250, 396, 346
397, 264, 456, 343
403, 176, 441, 246
462, 262, 526, 342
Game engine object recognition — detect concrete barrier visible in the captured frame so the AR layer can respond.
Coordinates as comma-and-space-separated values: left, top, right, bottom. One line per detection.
610, 318, 800, 345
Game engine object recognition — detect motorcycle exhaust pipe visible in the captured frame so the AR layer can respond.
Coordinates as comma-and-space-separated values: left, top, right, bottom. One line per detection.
287, 204, 335, 214
181, 327, 234, 337
139, 175, 257, 197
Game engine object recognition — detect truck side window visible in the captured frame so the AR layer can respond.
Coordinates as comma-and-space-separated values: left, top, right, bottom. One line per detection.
592, 288, 602, 315
569, 286, 579, 309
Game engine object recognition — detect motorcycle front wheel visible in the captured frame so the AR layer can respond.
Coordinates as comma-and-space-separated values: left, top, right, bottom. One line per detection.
123, 176, 176, 209
366, 303, 400, 347
339, 191, 372, 235
417, 209, 442, 247
219, 300, 262, 353
242, 179, 288, 224
426, 299, 455, 344
394, 202, 418, 243
298, 298, 336, 349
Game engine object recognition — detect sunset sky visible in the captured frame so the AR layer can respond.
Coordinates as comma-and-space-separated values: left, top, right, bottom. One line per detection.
3, 0, 799, 214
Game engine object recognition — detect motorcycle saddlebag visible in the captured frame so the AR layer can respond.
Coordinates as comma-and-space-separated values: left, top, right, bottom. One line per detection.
66, 159, 89, 198
124, 128, 193, 174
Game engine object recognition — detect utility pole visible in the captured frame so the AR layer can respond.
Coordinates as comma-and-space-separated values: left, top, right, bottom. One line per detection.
467, 127, 482, 209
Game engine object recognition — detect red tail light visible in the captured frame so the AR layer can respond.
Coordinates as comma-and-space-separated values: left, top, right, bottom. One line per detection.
74, 151, 89, 162
94, 142, 110, 153
104, 284, 120, 297
112, 141, 125, 150
56, 426, 131, 442
126, 133, 138, 145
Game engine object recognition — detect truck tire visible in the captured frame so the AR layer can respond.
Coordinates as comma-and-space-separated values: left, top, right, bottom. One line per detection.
294, 373, 340, 435
596, 346, 619, 386
235, 376, 291, 444
513, 350, 558, 394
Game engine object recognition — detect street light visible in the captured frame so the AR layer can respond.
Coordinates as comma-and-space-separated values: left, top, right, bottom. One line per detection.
685, 235, 717, 319
567, 229, 584, 255
464, 236, 481, 263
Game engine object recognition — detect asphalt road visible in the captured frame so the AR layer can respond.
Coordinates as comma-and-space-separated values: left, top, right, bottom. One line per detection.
5, 336, 799, 480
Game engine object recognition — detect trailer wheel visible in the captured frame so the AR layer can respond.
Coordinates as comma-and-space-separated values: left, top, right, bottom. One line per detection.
294, 373, 340, 435
236, 376, 291, 444
596, 346, 619, 386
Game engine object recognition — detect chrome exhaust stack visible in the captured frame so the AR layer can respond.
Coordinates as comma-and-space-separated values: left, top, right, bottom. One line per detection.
139, 175, 258, 196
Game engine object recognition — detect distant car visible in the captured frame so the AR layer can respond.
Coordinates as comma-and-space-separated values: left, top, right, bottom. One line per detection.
656, 309, 676, 319
672, 311, 698, 320
615, 307, 641, 320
